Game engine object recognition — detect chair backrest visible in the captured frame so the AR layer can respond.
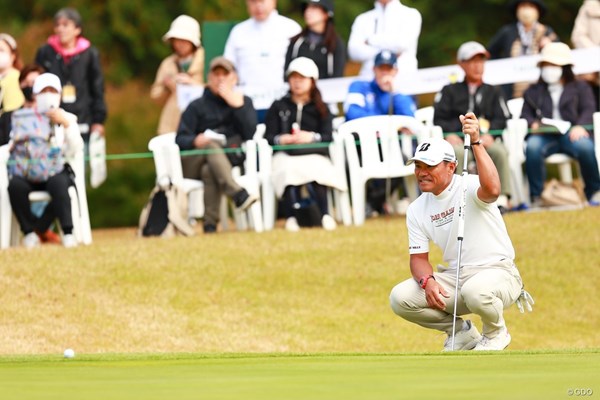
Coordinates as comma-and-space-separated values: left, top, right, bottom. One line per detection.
338, 115, 422, 179
507, 98, 524, 119
148, 132, 185, 184
414, 106, 435, 127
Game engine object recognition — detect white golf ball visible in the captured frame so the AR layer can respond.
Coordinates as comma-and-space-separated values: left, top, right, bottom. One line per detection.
63, 348, 75, 358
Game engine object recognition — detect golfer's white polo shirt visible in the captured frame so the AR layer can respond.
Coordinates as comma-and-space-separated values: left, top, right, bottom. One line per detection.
407, 175, 515, 269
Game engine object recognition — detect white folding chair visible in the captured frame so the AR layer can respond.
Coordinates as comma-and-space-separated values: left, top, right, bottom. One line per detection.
0, 135, 92, 249
338, 115, 426, 226
148, 133, 263, 232
256, 132, 352, 231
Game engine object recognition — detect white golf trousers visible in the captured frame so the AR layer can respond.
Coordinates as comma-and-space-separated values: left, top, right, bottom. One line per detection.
389, 259, 522, 338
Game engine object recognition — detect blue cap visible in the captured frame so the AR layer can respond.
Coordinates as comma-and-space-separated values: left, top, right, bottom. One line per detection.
374, 50, 397, 68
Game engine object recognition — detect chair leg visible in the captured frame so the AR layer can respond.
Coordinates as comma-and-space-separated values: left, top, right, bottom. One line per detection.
558, 162, 574, 184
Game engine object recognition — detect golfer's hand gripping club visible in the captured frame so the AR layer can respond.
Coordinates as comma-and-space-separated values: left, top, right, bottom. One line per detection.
515, 288, 535, 313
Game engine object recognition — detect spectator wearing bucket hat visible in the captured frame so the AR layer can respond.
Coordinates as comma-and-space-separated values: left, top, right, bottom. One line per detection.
224, 0, 301, 122
488, 0, 559, 99
521, 42, 600, 207
433, 41, 512, 212
284, 0, 346, 81
264, 57, 345, 232
35, 7, 107, 142
0, 33, 25, 145
176, 57, 258, 234
348, 0, 422, 80
151, 15, 205, 135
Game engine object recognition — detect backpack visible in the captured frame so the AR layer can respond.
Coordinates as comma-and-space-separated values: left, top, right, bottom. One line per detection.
138, 181, 195, 238
8, 108, 64, 182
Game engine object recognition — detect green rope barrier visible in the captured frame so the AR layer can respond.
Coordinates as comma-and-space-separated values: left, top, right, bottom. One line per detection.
5, 123, 595, 165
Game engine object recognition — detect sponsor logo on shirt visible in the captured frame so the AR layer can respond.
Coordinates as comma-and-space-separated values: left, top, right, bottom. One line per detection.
430, 206, 455, 227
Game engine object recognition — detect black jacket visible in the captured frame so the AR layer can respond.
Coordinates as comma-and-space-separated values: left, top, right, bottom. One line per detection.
284, 32, 346, 80
35, 44, 107, 127
488, 23, 558, 60
521, 80, 596, 133
264, 93, 333, 157
433, 82, 509, 135
176, 89, 257, 162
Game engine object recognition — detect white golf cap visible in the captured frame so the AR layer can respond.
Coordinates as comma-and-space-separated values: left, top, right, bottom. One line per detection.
407, 138, 457, 166
538, 42, 573, 66
33, 73, 62, 95
162, 15, 201, 47
457, 41, 490, 62
286, 57, 319, 80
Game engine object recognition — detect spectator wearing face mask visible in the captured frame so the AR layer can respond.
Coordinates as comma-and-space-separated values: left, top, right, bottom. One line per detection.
488, 0, 559, 99
0, 33, 25, 145
521, 42, 600, 207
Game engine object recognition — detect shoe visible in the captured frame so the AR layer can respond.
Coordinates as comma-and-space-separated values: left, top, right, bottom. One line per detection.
443, 320, 482, 351
233, 189, 258, 211
203, 224, 217, 234
285, 217, 300, 232
321, 214, 337, 231
62, 234, 78, 248
530, 196, 544, 209
23, 232, 40, 249
36, 229, 62, 244
474, 327, 511, 351
589, 190, 600, 207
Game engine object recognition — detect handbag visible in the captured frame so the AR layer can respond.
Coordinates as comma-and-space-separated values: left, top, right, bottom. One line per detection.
540, 179, 585, 207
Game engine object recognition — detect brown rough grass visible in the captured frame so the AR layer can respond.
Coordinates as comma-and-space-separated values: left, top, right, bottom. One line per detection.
0, 207, 599, 355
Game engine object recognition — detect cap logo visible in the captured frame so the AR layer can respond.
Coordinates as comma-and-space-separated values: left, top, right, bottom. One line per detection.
418, 143, 431, 152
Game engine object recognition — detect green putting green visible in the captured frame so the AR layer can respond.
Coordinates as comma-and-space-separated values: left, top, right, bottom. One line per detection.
1, 351, 598, 400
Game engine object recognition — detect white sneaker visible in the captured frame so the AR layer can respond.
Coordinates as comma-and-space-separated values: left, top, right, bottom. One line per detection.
285, 217, 300, 232
62, 234, 78, 248
23, 232, 40, 249
443, 320, 482, 351
321, 214, 337, 231
474, 327, 511, 351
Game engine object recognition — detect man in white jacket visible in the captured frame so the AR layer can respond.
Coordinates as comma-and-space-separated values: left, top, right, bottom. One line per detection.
224, 0, 301, 121
348, 0, 422, 79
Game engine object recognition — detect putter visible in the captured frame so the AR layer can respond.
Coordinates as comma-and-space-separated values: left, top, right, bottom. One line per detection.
450, 134, 471, 351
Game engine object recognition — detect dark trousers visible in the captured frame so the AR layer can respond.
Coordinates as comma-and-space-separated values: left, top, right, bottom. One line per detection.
282, 183, 328, 218
8, 171, 73, 235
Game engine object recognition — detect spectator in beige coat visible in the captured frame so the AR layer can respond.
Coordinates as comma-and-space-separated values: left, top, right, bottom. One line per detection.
571, 0, 600, 110
151, 15, 205, 134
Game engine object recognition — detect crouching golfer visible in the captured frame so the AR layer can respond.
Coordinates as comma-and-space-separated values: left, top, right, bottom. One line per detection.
390, 112, 525, 351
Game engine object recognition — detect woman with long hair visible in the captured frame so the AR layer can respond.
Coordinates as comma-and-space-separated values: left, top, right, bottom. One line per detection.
284, 0, 346, 80
265, 57, 346, 231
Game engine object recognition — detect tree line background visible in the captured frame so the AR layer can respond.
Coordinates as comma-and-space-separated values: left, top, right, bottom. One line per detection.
0, 0, 586, 227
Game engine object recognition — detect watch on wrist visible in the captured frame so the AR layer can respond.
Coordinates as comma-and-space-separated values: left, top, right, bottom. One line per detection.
471, 139, 482, 145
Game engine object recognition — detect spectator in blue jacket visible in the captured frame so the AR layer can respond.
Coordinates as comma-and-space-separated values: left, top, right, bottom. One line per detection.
344, 50, 416, 121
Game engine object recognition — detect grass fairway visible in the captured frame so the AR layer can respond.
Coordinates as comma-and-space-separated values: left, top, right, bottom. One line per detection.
1, 351, 598, 399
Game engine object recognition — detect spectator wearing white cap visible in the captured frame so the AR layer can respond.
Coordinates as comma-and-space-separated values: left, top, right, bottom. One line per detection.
224, 0, 301, 122
433, 41, 512, 212
7, 73, 83, 248
0, 33, 25, 145
264, 57, 345, 231
35, 7, 107, 141
521, 42, 600, 206
151, 15, 205, 135
348, 0, 421, 80
284, 0, 346, 81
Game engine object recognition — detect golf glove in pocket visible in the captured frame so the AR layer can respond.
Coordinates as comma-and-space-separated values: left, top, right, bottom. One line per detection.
515, 289, 535, 313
